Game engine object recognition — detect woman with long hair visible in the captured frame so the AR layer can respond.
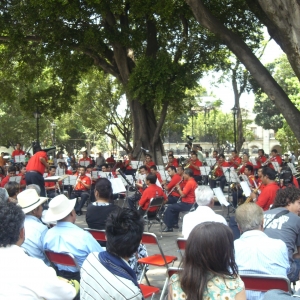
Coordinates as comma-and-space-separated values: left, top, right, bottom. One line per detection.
169, 222, 246, 300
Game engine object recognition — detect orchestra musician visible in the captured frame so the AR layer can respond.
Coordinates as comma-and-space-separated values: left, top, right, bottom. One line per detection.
255, 149, 267, 168
1, 166, 17, 188
127, 165, 148, 210
212, 150, 219, 160
45, 166, 61, 199
78, 151, 92, 165
18, 166, 27, 191
188, 153, 203, 183
11, 143, 25, 162
238, 153, 253, 175
165, 154, 178, 169
144, 154, 155, 172
149, 165, 162, 183
209, 154, 230, 191
71, 166, 91, 216
163, 166, 183, 204
230, 150, 241, 169
267, 149, 283, 169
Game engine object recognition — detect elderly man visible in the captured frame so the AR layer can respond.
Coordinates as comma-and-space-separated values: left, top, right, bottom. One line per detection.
182, 186, 227, 238
234, 203, 289, 300
43, 194, 103, 281
0, 187, 9, 203
17, 189, 49, 264
0, 202, 78, 299
96, 152, 106, 168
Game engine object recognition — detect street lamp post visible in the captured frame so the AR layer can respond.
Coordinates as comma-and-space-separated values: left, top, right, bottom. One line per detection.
51, 123, 57, 146
33, 111, 42, 146
231, 106, 238, 151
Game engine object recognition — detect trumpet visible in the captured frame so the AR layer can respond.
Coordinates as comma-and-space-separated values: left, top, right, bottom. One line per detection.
210, 163, 220, 180
262, 156, 273, 166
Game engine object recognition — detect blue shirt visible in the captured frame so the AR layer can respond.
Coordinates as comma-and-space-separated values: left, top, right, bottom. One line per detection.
21, 215, 49, 264
234, 230, 289, 300
43, 221, 103, 272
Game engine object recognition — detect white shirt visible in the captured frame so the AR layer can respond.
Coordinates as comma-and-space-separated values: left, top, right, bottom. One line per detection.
0, 245, 76, 299
81, 252, 143, 300
182, 206, 227, 238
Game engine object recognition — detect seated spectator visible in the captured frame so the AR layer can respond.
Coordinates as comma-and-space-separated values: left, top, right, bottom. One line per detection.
0, 187, 9, 203
4, 181, 20, 203
168, 222, 246, 299
43, 194, 103, 281
235, 203, 289, 300
0, 201, 78, 299
81, 208, 144, 300
182, 185, 227, 238
86, 178, 148, 280
17, 189, 49, 264
264, 187, 300, 282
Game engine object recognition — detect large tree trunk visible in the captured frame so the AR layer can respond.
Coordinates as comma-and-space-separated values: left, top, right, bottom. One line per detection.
185, 0, 300, 143
246, 0, 300, 81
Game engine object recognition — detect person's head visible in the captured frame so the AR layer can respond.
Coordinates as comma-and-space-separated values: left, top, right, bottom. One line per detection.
98, 152, 102, 157
82, 151, 87, 158
146, 173, 157, 185
180, 222, 238, 299
191, 153, 197, 161
168, 155, 174, 162
5, 182, 20, 198
0, 188, 9, 203
20, 166, 26, 175
168, 151, 174, 156
212, 150, 218, 158
16, 143, 21, 150
167, 166, 177, 176
183, 168, 193, 180
218, 154, 225, 163
272, 187, 300, 214
49, 166, 56, 176
101, 164, 108, 172
107, 165, 112, 172
235, 203, 264, 233
261, 167, 277, 184
231, 150, 237, 157
257, 167, 263, 179
7, 166, 16, 177
150, 165, 157, 174
94, 178, 113, 202
197, 146, 203, 151
139, 165, 148, 175
86, 164, 93, 173
243, 153, 249, 161
258, 149, 265, 156
26, 184, 41, 196
195, 186, 214, 207
105, 208, 144, 259
244, 164, 254, 176
0, 202, 25, 247
177, 166, 184, 176
145, 154, 152, 162
79, 166, 86, 176
271, 149, 278, 157
44, 194, 77, 223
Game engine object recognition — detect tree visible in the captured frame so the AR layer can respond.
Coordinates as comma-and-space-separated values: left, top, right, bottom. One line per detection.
0, 0, 263, 163
185, 0, 300, 144
276, 122, 300, 154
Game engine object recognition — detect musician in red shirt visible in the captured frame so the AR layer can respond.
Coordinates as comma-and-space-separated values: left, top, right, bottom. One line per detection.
138, 174, 167, 217
164, 166, 182, 204
11, 143, 25, 162
165, 155, 178, 170
144, 154, 155, 172
18, 166, 27, 190
189, 153, 203, 183
230, 150, 241, 169
106, 154, 116, 167
238, 153, 253, 175
250, 167, 279, 210
1, 166, 17, 188
45, 166, 60, 198
78, 151, 92, 166
255, 149, 267, 169
163, 168, 197, 232
150, 165, 162, 183
268, 149, 283, 170
25, 145, 49, 196
209, 154, 230, 191
71, 166, 91, 216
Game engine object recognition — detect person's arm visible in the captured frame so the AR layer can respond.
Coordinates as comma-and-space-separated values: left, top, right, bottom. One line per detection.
168, 284, 173, 300
138, 190, 148, 208
40, 157, 49, 169
235, 289, 246, 300
177, 181, 191, 198
293, 246, 300, 259
79, 177, 91, 190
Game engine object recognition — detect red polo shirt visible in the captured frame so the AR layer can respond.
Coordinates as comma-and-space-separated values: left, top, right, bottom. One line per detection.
79, 157, 92, 165
167, 173, 182, 197
12, 149, 25, 157
239, 161, 253, 175
156, 172, 162, 183
74, 175, 91, 191
215, 162, 230, 177
255, 156, 267, 168
1, 176, 10, 188
139, 184, 166, 212
189, 159, 202, 176
231, 156, 242, 169
26, 151, 48, 175
181, 177, 197, 204
256, 182, 279, 211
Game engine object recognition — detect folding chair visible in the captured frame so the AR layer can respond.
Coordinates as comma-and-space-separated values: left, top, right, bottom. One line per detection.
143, 196, 165, 237
84, 228, 106, 242
44, 250, 80, 270
176, 238, 187, 258
139, 284, 160, 300
138, 232, 178, 300
240, 274, 291, 293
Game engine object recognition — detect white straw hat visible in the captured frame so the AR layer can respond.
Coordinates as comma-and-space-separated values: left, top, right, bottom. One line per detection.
44, 194, 76, 222
17, 189, 48, 214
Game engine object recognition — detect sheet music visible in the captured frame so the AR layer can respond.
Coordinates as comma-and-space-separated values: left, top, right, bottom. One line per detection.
272, 162, 280, 172
117, 175, 127, 186
130, 161, 140, 169
240, 174, 251, 187
109, 178, 126, 194
200, 166, 211, 176
162, 157, 168, 163
9, 176, 21, 184
63, 175, 77, 186
288, 163, 297, 174
206, 158, 216, 167
240, 181, 251, 197
98, 171, 108, 178
43, 173, 48, 178
15, 155, 25, 163
249, 157, 257, 166
91, 171, 99, 179
79, 161, 90, 167
223, 168, 240, 183
44, 176, 61, 182
55, 168, 65, 176
213, 187, 230, 207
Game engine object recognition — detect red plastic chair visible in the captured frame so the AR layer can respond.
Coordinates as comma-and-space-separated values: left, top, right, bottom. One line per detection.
44, 250, 79, 270
176, 238, 187, 258
84, 228, 106, 242
138, 232, 178, 299
139, 284, 160, 299
240, 274, 291, 293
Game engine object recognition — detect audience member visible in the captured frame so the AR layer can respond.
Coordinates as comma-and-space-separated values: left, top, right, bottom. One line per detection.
264, 187, 300, 282
235, 203, 289, 300
43, 194, 103, 281
0, 187, 9, 203
81, 208, 144, 300
168, 222, 246, 299
182, 186, 227, 238
0, 201, 78, 299
17, 189, 49, 264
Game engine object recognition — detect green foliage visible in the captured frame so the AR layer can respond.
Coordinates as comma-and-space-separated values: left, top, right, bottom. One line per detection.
276, 121, 300, 154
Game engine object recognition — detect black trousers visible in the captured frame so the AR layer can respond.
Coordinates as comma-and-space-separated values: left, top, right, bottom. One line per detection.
72, 190, 90, 212
163, 202, 193, 228
25, 171, 46, 197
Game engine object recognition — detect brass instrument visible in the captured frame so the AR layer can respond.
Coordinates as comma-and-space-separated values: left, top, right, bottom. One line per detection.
244, 186, 260, 204
261, 157, 272, 166
210, 163, 219, 180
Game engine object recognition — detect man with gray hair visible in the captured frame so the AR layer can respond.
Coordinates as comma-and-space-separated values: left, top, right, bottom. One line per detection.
0, 187, 9, 203
234, 203, 289, 300
182, 185, 227, 238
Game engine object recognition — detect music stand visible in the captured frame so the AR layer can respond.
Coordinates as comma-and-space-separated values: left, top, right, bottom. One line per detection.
288, 163, 297, 174
130, 161, 140, 169
109, 178, 126, 194
240, 182, 251, 197
98, 171, 108, 178
9, 176, 21, 184
213, 187, 235, 221
15, 155, 25, 163
206, 158, 216, 167
55, 168, 65, 176
249, 157, 257, 166
79, 161, 89, 167
200, 166, 211, 186
240, 174, 251, 187
63, 175, 77, 197
272, 162, 280, 172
